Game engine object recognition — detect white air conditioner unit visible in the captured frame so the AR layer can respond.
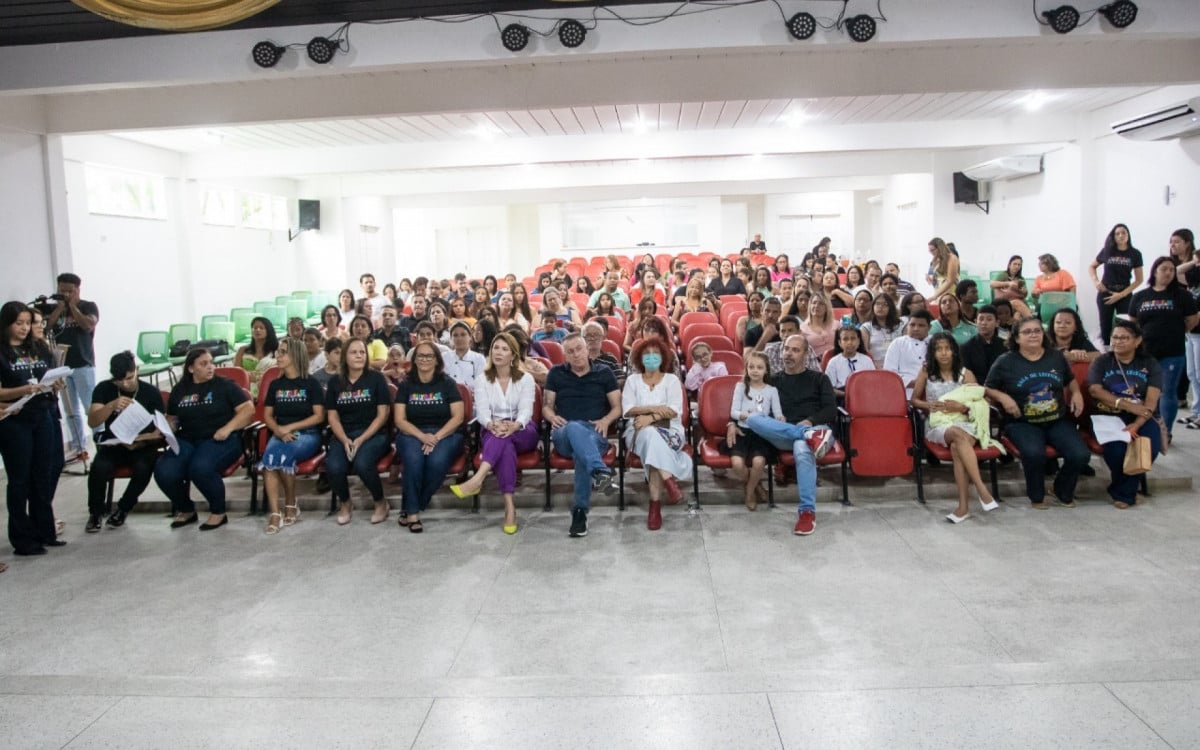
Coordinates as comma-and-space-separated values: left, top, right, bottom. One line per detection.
961, 155, 1044, 182
1111, 98, 1200, 141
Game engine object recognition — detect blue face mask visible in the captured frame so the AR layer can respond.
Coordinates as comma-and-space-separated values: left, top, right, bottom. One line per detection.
643, 353, 663, 372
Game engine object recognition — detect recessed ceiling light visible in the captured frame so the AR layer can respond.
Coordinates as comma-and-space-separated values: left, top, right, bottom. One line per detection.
470, 124, 502, 140
1017, 91, 1052, 112
783, 111, 810, 128
632, 118, 655, 134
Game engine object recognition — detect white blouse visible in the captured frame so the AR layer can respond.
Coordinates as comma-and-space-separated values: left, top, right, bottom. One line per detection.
621, 372, 685, 435
472, 371, 536, 427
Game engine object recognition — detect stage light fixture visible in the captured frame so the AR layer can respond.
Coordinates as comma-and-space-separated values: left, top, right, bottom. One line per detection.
1100, 1, 1137, 28
251, 41, 285, 68
558, 19, 586, 48
306, 36, 337, 64
1042, 5, 1080, 34
501, 23, 530, 52
787, 12, 817, 40
845, 14, 876, 43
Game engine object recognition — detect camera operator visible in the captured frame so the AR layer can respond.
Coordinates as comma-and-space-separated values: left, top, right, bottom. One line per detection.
44, 273, 99, 463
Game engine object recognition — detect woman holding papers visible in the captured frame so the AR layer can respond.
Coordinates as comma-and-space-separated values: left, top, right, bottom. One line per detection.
0, 301, 65, 556
1087, 319, 1163, 509
155, 348, 254, 531
84, 351, 165, 533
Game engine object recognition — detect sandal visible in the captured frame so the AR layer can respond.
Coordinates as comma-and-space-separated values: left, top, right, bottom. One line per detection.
56, 519, 65, 537
265, 512, 282, 535
283, 504, 300, 526
408, 520, 424, 534
397, 513, 410, 527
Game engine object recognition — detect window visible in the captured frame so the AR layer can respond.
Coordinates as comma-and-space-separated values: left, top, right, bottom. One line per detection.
84, 164, 166, 220
201, 187, 289, 231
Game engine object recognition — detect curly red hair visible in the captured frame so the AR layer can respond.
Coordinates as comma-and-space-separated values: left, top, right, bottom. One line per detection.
629, 336, 677, 374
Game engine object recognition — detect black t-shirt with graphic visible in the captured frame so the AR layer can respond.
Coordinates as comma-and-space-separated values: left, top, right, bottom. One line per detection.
91, 379, 163, 442
1129, 286, 1198, 359
53, 300, 100, 368
1094, 246, 1143, 291
0, 343, 56, 416
168, 376, 250, 441
325, 369, 392, 434
265, 375, 324, 427
397, 374, 462, 431
985, 349, 1072, 425
1088, 353, 1162, 425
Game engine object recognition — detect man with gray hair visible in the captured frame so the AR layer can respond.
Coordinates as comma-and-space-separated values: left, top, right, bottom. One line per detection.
581, 321, 621, 382
745, 334, 836, 537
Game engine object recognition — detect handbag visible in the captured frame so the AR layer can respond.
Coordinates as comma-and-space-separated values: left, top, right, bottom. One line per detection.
168, 339, 191, 357
1122, 435, 1152, 475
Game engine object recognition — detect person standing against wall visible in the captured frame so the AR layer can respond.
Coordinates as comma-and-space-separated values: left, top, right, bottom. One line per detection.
44, 273, 99, 463
1088, 223, 1143, 347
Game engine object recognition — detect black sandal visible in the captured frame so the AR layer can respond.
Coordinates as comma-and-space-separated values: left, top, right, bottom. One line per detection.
408, 520, 424, 533
397, 513, 410, 527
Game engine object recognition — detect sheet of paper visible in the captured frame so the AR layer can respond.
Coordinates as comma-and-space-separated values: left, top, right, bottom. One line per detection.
39, 366, 73, 386
107, 398, 153, 444
154, 411, 180, 454
1091, 415, 1132, 444
2, 393, 35, 415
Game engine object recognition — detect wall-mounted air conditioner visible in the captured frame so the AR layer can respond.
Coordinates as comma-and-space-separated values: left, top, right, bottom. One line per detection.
961, 155, 1044, 182
1112, 98, 1200, 141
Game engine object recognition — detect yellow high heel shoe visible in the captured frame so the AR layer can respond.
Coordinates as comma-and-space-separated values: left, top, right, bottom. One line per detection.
503, 523, 518, 535
450, 483, 479, 499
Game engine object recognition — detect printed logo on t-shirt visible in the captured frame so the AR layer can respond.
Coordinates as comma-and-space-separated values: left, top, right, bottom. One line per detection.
9, 355, 40, 373
1014, 370, 1063, 423
1136, 298, 1174, 314
336, 387, 373, 405
275, 388, 308, 403
177, 390, 214, 408
409, 391, 446, 406
1105, 255, 1135, 268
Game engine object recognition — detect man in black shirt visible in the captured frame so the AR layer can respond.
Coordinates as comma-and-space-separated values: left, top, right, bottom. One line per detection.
960, 305, 1006, 382
370, 305, 410, 354
746, 335, 837, 537
748, 234, 766, 252
46, 272, 100, 461
543, 333, 622, 538
399, 294, 428, 333
744, 297, 783, 356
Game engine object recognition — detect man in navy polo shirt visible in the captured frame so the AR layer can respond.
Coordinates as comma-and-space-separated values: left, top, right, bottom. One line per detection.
543, 333, 621, 537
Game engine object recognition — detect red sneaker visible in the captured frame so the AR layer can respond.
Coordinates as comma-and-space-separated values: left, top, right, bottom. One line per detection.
647, 501, 662, 531
805, 429, 834, 459
664, 477, 683, 505
793, 510, 816, 536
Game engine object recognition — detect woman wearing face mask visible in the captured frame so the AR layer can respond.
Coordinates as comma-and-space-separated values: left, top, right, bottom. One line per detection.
622, 339, 692, 531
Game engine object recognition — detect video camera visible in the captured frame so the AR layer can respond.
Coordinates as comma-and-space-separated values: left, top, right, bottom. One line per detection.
29, 294, 66, 315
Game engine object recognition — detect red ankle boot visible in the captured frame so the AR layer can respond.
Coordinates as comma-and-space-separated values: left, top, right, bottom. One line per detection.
647, 500, 662, 531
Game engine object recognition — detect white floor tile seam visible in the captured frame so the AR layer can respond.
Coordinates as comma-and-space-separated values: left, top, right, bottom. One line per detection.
7, 659, 1200, 700
1098, 682, 1179, 750
57, 694, 126, 750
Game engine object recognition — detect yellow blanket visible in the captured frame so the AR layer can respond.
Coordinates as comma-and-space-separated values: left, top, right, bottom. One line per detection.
928, 383, 1006, 454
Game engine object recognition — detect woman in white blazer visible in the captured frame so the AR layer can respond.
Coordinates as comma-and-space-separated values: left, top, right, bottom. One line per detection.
450, 332, 538, 534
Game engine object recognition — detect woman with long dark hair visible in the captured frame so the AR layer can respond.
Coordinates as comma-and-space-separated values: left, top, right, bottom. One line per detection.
234, 316, 279, 394
1089, 222, 1144, 346
325, 338, 393, 525
0, 301, 65, 556
1087, 319, 1163, 508
1048, 308, 1099, 363
860, 293, 904, 368
1170, 228, 1200, 428
155, 348, 255, 530
1129, 256, 1200, 439
336, 288, 357, 326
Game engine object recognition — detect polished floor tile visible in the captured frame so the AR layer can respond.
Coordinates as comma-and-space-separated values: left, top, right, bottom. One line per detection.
1104, 679, 1200, 749
0, 695, 119, 750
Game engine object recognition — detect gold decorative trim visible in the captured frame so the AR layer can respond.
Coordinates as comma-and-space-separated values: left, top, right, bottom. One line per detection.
70, 0, 282, 31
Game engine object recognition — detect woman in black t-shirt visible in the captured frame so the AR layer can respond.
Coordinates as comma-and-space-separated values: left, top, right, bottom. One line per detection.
155, 349, 254, 530
259, 338, 325, 534
1088, 222, 1144, 346
0, 301, 65, 556
1087, 319, 1163, 508
984, 315, 1090, 508
1171, 229, 1200, 428
1129, 256, 1200, 439
394, 341, 464, 533
85, 351, 164, 532
706, 258, 746, 298
325, 337, 393, 525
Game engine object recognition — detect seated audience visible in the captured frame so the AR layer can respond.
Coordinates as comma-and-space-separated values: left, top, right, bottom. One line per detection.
259, 337, 325, 534
303, 328, 326, 374
234, 316, 279, 391
312, 337, 342, 391
1048, 308, 1099, 363
725, 351, 781, 510
929, 293, 977, 345
960, 305, 1006, 382
325, 338, 393, 526
884, 310, 933, 398
533, 309, 567, 343
445, 321, 487, 390
799, 293, 837, 360
684, 341, 729, 394
825, 325, 875, 396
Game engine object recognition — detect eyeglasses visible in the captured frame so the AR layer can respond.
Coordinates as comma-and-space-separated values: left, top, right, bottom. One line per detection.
1109, 334, 1134, 341
1018, 328, 1043, 336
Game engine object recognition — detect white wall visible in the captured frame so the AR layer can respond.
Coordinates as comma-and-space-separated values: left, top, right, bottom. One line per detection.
875, 173, 936, 290
0, 129, 55, 301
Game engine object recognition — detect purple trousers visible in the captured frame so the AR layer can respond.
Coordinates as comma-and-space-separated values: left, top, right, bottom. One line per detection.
479, 421, 541, 493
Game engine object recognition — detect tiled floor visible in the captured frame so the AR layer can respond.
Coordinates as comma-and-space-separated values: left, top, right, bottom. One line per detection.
2, 429, 1198, 748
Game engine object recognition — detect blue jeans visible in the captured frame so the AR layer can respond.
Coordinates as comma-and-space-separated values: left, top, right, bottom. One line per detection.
1100, 421, 1161, 504
63, 365, 96, 453
1186, 335, 1200, 419
325, 429, 389, 503
1003, 419, 1090, 504
746, 415, 826, 513
1157, 356, 1186, 436
258, 429, 322, 473
397, 430, 464, 515
550, 421, 612, 511
153, 435, 244, 514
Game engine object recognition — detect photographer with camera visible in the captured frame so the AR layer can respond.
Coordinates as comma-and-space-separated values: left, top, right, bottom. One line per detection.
43, 273, 99, 463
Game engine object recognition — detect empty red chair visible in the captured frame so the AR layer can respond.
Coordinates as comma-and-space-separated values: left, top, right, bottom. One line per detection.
688, 335, 738, 357
718, 295, 745, 306
540, 341, 565, 366
709, 350, 744, 376
215, 367, 251, 390
820, 349, 836, 373
600, 339, 623, 363
679, 311, 719, 330
570, 293, 591, 312
842, 370, 919, 500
